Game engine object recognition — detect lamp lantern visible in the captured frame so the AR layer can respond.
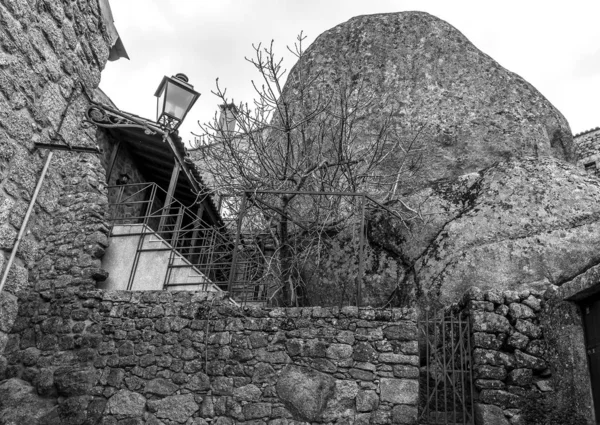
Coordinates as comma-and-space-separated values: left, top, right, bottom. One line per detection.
154, 73, 200, 131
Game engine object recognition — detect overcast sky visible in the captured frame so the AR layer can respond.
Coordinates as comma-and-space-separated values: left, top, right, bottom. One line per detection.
100, 0, 600, 146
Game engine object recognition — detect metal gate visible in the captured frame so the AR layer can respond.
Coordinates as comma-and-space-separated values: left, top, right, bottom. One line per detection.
419, 312, 475, 424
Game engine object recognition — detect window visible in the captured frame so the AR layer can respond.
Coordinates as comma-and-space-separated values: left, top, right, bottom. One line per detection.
584, 162, 597, 175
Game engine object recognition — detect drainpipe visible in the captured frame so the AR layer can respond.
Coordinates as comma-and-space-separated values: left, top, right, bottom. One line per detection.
0, 151, 54, 293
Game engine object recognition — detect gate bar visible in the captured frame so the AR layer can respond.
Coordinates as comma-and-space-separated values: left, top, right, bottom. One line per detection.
467, 317, 475, 423
357, 194, 365, 307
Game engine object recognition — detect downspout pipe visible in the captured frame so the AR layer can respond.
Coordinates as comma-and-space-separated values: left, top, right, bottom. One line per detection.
0, 151, 54, 293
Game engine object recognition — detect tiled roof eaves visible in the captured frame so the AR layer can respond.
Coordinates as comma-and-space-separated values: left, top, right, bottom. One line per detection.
574, 127, 600, 138
99, 107, 223, 224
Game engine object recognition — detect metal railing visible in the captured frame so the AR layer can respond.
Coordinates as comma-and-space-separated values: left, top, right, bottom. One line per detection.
227, 190, 405, 307
107, 184, 404, 306
107, 183, 234, 290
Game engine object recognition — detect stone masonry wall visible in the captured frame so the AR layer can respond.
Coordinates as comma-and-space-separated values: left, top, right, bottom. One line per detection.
575, 127, 600, 166
456, 286, 594, 424
0, 0, 113, 352
4, 288, 419, 424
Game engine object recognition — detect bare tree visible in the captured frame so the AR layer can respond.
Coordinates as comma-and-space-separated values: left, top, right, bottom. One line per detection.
193, 33, 424, 306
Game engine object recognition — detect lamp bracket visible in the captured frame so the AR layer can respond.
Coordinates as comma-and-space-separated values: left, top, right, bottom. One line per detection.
34, 142, 101, 154
83, 102, 166, 136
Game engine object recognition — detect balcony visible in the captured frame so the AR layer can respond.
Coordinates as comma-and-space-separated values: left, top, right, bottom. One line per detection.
100, 182, 228, 294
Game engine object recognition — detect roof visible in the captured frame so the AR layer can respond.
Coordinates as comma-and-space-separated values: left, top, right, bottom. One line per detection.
99, 0, 129, 61
86, 102, 223, 226
574, 127, 600, 138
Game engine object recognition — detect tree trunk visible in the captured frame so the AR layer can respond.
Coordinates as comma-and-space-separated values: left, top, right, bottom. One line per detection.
278, 196, 293, 306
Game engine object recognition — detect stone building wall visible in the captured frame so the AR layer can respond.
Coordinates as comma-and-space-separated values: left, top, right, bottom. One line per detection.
575, 127, 600, 175
0, 0, 114, 351
456, 287, 594, 424
4, 288, 419, 424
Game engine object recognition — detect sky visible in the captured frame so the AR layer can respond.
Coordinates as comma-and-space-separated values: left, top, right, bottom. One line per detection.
99, 1, 600, 147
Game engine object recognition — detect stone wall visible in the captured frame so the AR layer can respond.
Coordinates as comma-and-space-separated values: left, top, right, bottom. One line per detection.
536, 290, 594, 423
575, 127, 600, 168
456, 287, 594, 424
0, 0, 114, 350
30, 152, 109, 291
4, 288, 419, 424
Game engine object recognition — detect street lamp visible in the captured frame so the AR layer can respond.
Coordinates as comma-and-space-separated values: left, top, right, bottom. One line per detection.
154, 73, 200, 132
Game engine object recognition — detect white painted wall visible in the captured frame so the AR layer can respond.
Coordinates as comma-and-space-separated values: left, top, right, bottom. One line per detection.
100, 224, 223, 293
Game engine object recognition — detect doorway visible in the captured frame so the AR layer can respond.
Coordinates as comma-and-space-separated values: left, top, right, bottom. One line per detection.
581, 295, 600, 424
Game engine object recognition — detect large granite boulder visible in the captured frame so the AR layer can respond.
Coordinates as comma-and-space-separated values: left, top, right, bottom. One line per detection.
283, 12, 573, 193
0, 378, 57, 424
54, 366, 99, 396
276, 365, 335, 421
387, 157, 600, 303
105, 389, 146, 418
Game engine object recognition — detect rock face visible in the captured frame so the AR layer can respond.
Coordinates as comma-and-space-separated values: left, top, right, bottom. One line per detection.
389, 157, 600, 303
275, 365, 335, 421
147, 394, 199, 423
475, 403, 510, 425
0, 378, 57, 424
284, 12, 573, 193
105, 389, 146, 418
54, 366, 99, 396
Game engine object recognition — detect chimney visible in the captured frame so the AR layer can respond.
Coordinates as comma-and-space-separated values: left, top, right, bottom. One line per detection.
218, 103, 237, 136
